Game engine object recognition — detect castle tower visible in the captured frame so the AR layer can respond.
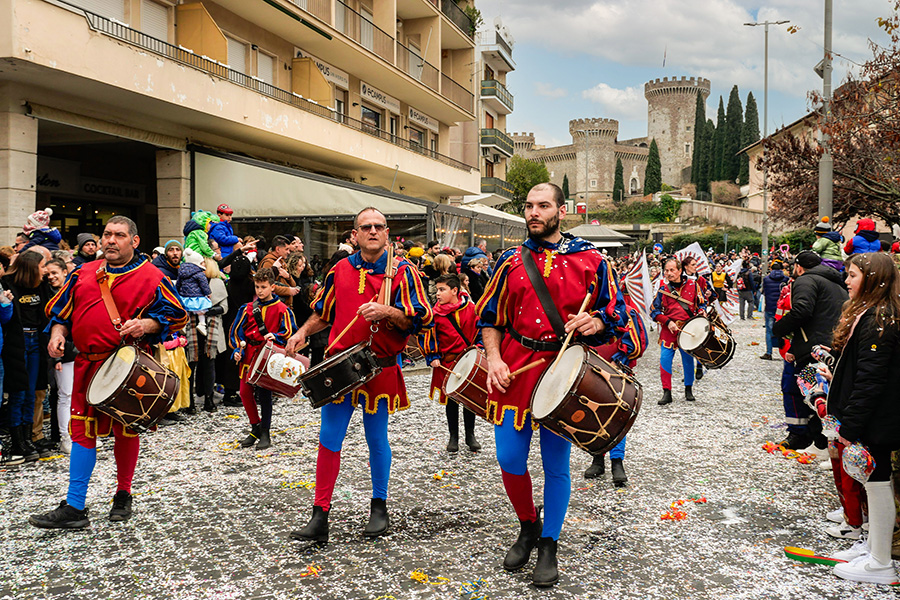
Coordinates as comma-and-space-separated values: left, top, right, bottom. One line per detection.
644, 76, 711, 187
568, 118, 619, 202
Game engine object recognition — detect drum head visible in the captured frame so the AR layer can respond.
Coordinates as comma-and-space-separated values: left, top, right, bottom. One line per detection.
532, 345, 584, 420
679, 317, 709, 351
445, 348, 480, 395
86, 346, 136, 406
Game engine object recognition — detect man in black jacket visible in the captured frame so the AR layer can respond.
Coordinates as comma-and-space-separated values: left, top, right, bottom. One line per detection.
772, 250, 848, 449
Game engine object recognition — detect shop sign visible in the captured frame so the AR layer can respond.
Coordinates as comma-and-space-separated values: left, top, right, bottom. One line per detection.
36, 157, 80, 195
294, 48, 349, 89
80, 177, 145, 202
360, 81, 400, 114
408, 107, 439, 133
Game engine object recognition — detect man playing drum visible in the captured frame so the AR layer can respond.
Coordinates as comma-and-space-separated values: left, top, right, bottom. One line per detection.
285, 207, 432, 543
651, 257, 706, 406
477, 183, 630, 587
30, 216, 187, 529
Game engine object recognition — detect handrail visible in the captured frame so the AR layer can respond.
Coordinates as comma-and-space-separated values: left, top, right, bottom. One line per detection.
481, 79, 513, 111
481, 177, 514, 200
284, 0, 330, 22
440, 0, 473, 38
441, 73, 474, 114
396, 41, 439, 92
334, 0, 393, 63
476, 30, 512, 57
63, 3, 474, 172
480, 128, 514, 156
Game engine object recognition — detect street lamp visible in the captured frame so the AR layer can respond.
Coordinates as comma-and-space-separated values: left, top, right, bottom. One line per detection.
745, 18, 789, 272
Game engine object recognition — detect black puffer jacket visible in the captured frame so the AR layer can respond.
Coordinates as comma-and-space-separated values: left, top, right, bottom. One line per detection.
827, 310, 900, 447
772, 264, 848, 368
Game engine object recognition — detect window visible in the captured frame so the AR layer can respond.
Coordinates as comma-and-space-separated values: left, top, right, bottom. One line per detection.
361, 105, 381, 135
390, 116, 398, 139
408, 127, 424, 147
70, 0, 125, 22
140, 0, 168, 40
335, 90, 347, 123
257, 51, 275, 86
226, 36, 247, 75
550, 171, 555, 178
485, 65, 495, 80
684, 142, 691, 156
590, 179, 597, 188
360, 7, 375, 51
431, 136, 437, 154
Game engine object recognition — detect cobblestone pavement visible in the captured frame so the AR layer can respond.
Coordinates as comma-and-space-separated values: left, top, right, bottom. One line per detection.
1, 318, 897, 599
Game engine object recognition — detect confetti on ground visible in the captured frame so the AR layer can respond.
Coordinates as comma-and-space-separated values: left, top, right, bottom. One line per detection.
762, 441, 818, 464
410, 569, 450, 585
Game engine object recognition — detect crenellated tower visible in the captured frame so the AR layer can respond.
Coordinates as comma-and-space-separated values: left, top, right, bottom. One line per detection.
644, 76, 711, 186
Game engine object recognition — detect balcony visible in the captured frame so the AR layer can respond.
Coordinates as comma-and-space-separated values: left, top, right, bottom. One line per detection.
396, 41, 439, 92
440, 0, 473, 38
480, 128, 514, 158
475, 29, 515, 72
284, 0, 331, 23
442, 73, 474, 114
481, 79, 513, 114
481, 177, 514, 200
334, 0, 394, 63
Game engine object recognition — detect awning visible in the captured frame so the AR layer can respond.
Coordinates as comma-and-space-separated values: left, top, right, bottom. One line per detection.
464, 202, 526, 225
591, 241, 623, 249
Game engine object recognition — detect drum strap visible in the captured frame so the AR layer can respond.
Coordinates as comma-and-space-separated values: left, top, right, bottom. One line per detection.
251, 300, 271, 338
445, 313, 471, 347
520, 247, 566, 339
95, 262, 122, 331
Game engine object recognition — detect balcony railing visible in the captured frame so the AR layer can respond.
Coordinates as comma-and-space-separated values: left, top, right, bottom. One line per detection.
476, 30, 512, 57
71, 5, 474, 172
285, 0, 330, 23
442, 73, 474, 114
481, 177, 514, 200
440, 0, 473, 37
480, 128, 514, 157
481, 79, 513, 112
396, 41, 439, 92
334, 0, 393, 63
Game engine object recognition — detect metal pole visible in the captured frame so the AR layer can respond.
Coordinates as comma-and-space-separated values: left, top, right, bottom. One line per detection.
818, 0, 834, 220
584, 129, 589, 224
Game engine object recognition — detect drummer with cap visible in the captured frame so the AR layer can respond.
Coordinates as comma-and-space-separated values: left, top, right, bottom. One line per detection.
285, 207, 432, 543
651, 257, 706, 405
29, 216, 188, 529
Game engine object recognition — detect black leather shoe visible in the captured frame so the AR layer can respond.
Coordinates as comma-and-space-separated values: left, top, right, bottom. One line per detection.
222, 394, 243, 408
584, 454, 605, 479
20, 425, 40, 462
503, 516, 542, 571
256, 428, 271, 450
29, 500, 90, 529
167, 412, 187, 423
695, 365, 704, 381
657, 389, 673, 406
465, 432, 481, 452
684, 386, 696, 402
532, 537, 559, 587
240, 424, 261, 448
611, 458, 628, 486
109, 490, 133, 522
290, 505, 329, 543
364, 498, 389, 537
202, 397, 217, 412
779, 432, 812, 450
446, 433, 459, 453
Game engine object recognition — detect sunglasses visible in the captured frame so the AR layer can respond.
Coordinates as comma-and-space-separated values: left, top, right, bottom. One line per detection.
357, 223, 387, 232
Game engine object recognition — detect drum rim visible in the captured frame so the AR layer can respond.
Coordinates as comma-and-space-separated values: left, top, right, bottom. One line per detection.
531, 344, 586, 420
301, 339, 373, 380
678, 315, 711, 351
86, 346, 139, 406
444, 346, 483, 395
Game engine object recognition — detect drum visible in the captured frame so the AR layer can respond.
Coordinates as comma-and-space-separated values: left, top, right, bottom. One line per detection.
531, 344, 642, 456
248, 341, 310, 398
299, 340, 382, 409
86, 345, 180, 434
678, 314, 735, 369
443, 347, 492, 422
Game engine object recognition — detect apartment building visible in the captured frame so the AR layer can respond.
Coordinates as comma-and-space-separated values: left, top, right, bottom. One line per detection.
0, 0, 523, 256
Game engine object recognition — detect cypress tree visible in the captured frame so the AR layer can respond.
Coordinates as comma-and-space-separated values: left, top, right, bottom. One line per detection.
713, 96, 726, 181
613, 159, 625, 205
699, 118, 716, 197
562, 173, 570, 199
739, 92, 760, 185
724, 85, 744, 182
691, 92, 705, 185
644, 139, 662, 196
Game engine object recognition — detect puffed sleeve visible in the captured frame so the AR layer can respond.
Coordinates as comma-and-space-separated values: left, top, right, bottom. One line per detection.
391, 261, 433, 335
475, 247, 516, 329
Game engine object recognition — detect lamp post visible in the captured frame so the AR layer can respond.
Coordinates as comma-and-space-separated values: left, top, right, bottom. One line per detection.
817, 0, 833, 220
745, 19, 789, 271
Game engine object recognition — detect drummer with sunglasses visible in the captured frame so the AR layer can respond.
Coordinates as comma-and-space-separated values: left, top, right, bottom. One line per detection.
476, 183, 631, 587
285, 207, 432, 543
29, 216, 188, 530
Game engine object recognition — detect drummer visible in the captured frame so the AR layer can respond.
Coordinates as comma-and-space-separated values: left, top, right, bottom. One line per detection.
29, 216, 188, 529
477, 183, 630, 587
650, 257, 706, 405
285, 207, 432, 543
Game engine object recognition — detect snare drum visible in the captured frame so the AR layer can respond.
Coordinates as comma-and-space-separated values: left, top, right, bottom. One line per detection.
531, 344, 642, 456
247, 341, 310, 398
86, 345, 180, 434
443, 347, 492, 422
299, 340, 381, 409
677, 315, 735, 369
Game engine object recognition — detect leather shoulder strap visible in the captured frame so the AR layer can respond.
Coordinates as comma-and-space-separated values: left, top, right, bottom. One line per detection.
95, 262, 122, 331
251, 300, 271, 338
520, 247, 566, 338
446, 312, 471, 347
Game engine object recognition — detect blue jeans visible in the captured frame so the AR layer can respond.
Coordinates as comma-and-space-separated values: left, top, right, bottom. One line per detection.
23, 331, 41, 425
764, 312, 776, 355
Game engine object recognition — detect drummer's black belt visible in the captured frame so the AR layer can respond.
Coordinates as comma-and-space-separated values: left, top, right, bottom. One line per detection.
508, 326, 562, 352
246, 339, 263, 346
376, 356, 399, 368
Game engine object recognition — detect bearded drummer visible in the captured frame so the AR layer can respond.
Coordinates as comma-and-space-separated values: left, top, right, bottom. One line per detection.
29, 216, 187, 529
285, 207, 432, 543
477, 183, 630, 587
650, 257, 706, 406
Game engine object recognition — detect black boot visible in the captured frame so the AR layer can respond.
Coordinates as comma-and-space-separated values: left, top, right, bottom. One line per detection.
584, 453, 605, 479
695, 364, 704, 381
20, 425, 39, 462
446, 402, 459, 453
779, 431, 812, 450
657, 389, 673, 406
290, 505, 329, 543
463, 409, 481, 451
12, 424, 37, 463
240, 424, 261, 448
364, 498, 390, 537
222, 392, 243, 407
184, 395, 198, 415
503, 516, 542, 571
611, 458, 628, 486
256, 427, 272, 450
684, 386, 696, 402
203, 396, 217, 412
532, 537, 559, 587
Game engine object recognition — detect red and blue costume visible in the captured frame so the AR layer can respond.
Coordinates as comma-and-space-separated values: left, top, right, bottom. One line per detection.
420, 296, 478, 404
44, 255, 187, 511
476, 234, 629, 541
310, 250, 431, 511
650, 277, 705, 390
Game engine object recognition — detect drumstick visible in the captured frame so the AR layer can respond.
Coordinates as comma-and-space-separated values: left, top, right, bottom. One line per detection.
325, 294, 378, 354
235, 341, 246, 363
550, 292, 593, 374
509, 358, 546, 379
435, 363, 463, 378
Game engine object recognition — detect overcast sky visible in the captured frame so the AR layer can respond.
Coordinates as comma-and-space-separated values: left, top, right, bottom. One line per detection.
475, 0, 893, 146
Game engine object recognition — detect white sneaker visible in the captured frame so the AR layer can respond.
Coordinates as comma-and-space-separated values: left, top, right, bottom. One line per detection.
827, 507, 845, 523
826, 521, 862, 540
818, 460, 833, 471
59, 438, 72, 455
833, 538, 869, 562
196, 322, 208, 337
833, 554, 898, 585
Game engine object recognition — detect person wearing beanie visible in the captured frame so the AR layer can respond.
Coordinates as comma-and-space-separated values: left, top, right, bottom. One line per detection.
183, 211, 219, 259
21, 208, 62, 253
843, 217, 882, 256
152, 240, 182, 281
812, 216, 845, 271
72, 233, 98, 267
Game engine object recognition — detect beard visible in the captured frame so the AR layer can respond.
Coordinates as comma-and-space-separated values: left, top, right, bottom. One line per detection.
527, 213, 560, 241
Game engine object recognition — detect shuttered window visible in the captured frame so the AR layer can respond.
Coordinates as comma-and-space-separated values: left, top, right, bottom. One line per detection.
69, 0, 126, 22
226, 36, 247, 73
257, 52, 275, 85
140, 0, 168, 41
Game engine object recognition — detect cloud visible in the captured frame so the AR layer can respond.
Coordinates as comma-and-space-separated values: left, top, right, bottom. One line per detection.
581, 83, 646, 120
535, 82, 568, 98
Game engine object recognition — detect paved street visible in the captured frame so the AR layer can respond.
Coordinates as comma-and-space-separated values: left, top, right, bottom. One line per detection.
1, 319, 897, 599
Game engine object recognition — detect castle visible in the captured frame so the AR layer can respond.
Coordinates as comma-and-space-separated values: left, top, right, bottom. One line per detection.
512, 76, 711, 204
